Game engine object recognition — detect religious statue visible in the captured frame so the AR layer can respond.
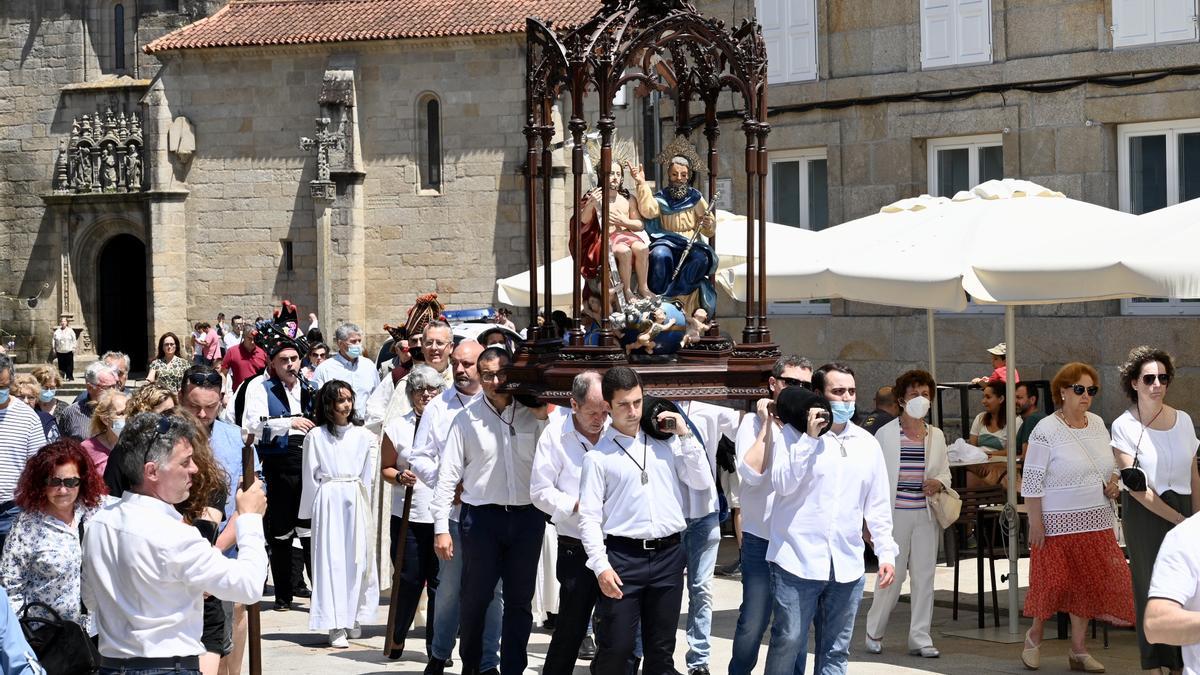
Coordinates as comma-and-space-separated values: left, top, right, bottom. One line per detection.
624, 306, 676, 356
124, 145, 142, 190
629, 136, 718, 317
72, 144, 92, 189
300, 117, 343, 183
682, 307, 710, 347
100, 146, 118, 190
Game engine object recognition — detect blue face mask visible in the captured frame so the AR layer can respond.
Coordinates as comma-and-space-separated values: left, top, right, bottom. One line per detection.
346, 345, 363, 359
39, 389, 56, 403
829, 400, 856, 425
0, 388, 9, 406
110, 417, 126, 435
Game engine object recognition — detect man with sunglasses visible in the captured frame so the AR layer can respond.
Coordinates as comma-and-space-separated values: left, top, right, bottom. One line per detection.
82, 413, 268, 675
728, 355, 811, 674
55, 361, 119, 441
763, 362, 897, 675
243, 337, 315, 613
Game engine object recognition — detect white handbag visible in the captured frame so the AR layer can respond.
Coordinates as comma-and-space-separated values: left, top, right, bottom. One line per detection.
930, 486, 963, 529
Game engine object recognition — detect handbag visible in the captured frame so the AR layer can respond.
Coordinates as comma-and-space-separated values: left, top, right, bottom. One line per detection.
18, 602, 99, 675
929, 486, 962, 529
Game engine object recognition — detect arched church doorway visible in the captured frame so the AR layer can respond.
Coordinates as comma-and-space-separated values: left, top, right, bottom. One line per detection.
96, 233, 148, 369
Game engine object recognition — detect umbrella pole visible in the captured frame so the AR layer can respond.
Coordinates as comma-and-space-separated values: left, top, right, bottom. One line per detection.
927, 309, 939, 423
242, 436, 262, 675
1004, 306, 1019, 634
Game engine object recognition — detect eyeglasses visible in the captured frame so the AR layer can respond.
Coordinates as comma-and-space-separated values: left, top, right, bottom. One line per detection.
414, 387, 441, 398
186, 372, 222, 387
480, 371, 507, 383
1141, 373, 1171, 386
46, 477, 82, 488
1070, 385, 1100, 396
778, 377, 813, 390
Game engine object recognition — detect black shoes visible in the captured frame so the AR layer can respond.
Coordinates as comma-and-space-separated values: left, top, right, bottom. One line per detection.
422, 658, 448, 675
292, 586, 312, 599
578, 634, 598, 660
689, 667, 711, 675
273, 600, 291, 612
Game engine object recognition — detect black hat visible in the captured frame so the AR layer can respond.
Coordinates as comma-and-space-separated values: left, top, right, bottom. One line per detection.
640, 395, 682, 441
776, 385, 832, 436
254, 319, 309, 360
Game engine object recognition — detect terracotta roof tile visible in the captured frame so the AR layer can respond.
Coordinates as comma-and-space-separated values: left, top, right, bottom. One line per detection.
144, 0, 601, 54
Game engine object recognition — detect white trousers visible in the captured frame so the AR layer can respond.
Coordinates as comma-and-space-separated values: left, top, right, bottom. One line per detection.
865, 507, 940, 650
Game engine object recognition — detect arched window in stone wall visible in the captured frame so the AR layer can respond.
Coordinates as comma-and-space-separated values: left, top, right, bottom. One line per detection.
114, 4, 125, 71
418, 94, 442, 192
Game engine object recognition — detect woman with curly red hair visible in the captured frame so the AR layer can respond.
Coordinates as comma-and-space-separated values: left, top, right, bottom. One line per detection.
0, 439, 107, 635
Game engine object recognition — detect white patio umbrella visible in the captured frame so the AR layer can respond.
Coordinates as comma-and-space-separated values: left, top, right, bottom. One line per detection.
495, 210, 813, 307
1122, 198, 1200, 299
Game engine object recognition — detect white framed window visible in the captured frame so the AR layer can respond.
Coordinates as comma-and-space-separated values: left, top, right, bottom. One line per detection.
765, 148, 829, 314
1112, 0, 1198, 49
927, 134, 1004, 197
1119, 118, 1200, 314
757, 0, 818, 84
921, 0, 993, 69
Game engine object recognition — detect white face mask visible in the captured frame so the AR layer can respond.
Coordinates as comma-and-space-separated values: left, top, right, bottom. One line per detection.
904, 395, 931, 420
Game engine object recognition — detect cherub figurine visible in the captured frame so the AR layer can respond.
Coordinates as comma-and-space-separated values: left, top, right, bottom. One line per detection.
682, 307, 710, 347
625, 307, 676, 355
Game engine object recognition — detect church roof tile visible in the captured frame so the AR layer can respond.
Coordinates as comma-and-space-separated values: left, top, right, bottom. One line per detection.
144, 0, 600, 53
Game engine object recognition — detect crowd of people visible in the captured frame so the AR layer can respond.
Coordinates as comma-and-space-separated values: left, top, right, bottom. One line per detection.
1, 305, 1200, 675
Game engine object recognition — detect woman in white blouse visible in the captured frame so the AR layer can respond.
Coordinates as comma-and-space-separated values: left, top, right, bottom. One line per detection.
380, 364, 444, 660
1020, 362, 1134, 672
864, 369, 951, 659
1111, 346, 1200, 674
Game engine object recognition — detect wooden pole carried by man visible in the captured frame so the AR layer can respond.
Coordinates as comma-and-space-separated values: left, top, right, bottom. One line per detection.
242, 434, 262, 675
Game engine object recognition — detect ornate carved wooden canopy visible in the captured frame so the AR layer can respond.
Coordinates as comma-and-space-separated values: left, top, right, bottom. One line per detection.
508, 0, 780, 401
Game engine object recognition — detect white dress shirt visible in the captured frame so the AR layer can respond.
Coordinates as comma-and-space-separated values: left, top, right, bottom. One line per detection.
578, 427, 712, 576
767, 422, 898, 583
430, 397, 545, 535
1148, 511, 1200, 675
241, 374, 305, 442
385, 410, 433, 523
312, 353, 380, 418
735, 413, 780, 540
530, 413, 605, 540
81, 493, 268, 658
406, 386, 479, 524
675, 400, 740, 518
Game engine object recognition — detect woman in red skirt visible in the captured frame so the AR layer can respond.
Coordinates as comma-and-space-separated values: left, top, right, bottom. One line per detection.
1020, 362, 1134, 672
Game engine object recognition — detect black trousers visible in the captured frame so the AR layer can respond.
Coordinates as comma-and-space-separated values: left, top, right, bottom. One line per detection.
388, 516, 439, 654
458, 504, 545, 675
290, 545, 311, 591
544, 536, 599, 673
592, 539, 686, 675
262, 451, 307, 604
56, 351, 74, 380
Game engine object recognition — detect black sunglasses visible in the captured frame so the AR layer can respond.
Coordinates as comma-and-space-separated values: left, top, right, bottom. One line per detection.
779, 377, 813, 390
145, 415, 174, 464
186, 372, 222, 387
1141, 373, 1171, 386
1069, 385, 1099, 396
46, 477, 82, 488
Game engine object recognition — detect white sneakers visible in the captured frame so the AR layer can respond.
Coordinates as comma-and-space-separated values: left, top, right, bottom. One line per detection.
865, 635, 939, 658
865, 635, 883, 654
328, 628, 349, 649
348, 623, 362, 639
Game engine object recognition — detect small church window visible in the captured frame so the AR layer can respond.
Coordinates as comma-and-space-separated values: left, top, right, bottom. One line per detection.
114, 4, 126, 71
419, 96, 442, 191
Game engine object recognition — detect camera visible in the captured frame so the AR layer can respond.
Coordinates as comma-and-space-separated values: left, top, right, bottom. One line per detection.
657, 416, 676, 432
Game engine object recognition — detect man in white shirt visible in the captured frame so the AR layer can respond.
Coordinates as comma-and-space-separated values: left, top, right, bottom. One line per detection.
431, 347, 544, 675
579, 366, 713, 674
1145, 511, 1200, 675
0, 355, 48, 549
531, 370, 608, 672
312, 322, 379, 418
406, 339, 501, 673
366, 320, 455, 431
764, 362, 898, 675
52, 317, 77, 381
729, 355, 812, 675
222, 315, 244, 352
83, 412, 268, 674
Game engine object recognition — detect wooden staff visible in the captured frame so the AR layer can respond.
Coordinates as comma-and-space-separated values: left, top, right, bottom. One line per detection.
382, 482, 415, 658
242, 434, 262, 675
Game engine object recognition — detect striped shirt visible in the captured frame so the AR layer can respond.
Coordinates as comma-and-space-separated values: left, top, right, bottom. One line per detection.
895, 431, 926, 510
0, 400, 48, 503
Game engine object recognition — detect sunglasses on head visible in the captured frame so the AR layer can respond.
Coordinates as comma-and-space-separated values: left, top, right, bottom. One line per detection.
46, 476, 81, 488
1141, 373, 1171, 386
778, 377, 813, 390
145, 415, 174, 464
1070, 385, 1099, 396
186, 372, 222, 387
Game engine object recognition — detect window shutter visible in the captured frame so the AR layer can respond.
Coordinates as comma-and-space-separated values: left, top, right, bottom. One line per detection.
786, 0, 818, 82
955, 0, 992, 64
1155, 0, 1198, 43
1113, 0, 1156, 47
922, 0, 955, 69
758, 0, 787, 83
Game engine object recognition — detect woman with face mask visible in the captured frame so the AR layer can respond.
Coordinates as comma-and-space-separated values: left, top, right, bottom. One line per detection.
863, 369, 952, 659
80, 389, 128, 474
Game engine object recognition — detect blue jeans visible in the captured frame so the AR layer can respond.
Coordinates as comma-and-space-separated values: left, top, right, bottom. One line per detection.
684, 511, 720, 669
0, 503, 20, 552
730, 532, 801, 675
764, 563, 865, 675
430, 520, 501, 669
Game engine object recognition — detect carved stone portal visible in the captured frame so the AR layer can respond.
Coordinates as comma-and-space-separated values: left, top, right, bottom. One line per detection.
55, 106, 146, 194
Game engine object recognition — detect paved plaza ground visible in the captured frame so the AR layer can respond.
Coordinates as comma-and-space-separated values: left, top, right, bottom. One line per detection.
247, 539, 1144, 674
